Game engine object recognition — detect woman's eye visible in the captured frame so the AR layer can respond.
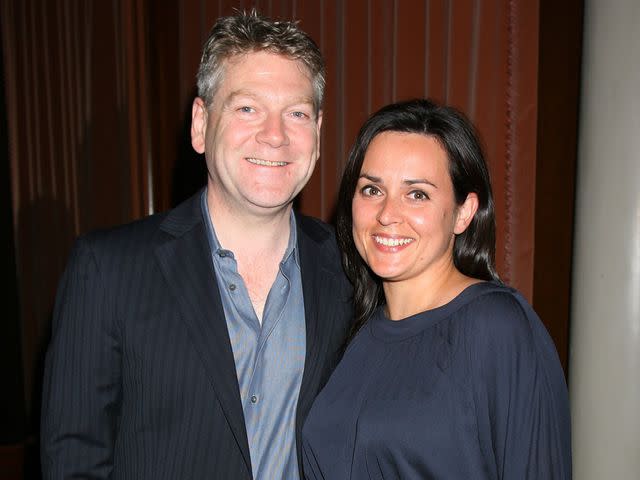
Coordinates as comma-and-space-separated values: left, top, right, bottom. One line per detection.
409, 190, 429, 201
361, 185, 381, 196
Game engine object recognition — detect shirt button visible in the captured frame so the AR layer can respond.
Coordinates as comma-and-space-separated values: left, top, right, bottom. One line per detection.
250, 395, 258, 404
229, 284, 236, 291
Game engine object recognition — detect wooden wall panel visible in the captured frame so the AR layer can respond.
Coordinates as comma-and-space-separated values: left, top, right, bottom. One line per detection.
533, 0, 583, 376
147, 1, 180, 213
424, 1, 449, 103
2, 0, 153, 429
370, 0, 395, 110
295, 1, 325, 218
395, 1, 429, 100
447, 2, 475, 107
342, 0, 370, 181
473, 0, 509, 280
505, 0, 540, 300
315, 0, 342, 219
0, 33, 26, 448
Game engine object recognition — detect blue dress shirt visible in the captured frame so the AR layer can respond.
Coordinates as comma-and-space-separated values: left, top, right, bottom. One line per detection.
201, 191, 306, 479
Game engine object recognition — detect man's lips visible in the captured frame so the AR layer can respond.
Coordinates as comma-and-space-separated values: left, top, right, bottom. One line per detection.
246, 157, 288, 167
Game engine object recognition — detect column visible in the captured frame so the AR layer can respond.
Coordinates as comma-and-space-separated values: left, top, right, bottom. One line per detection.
570, 0, 640, 478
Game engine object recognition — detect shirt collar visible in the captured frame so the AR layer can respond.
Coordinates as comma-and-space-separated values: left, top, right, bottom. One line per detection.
200, 188, 299, 267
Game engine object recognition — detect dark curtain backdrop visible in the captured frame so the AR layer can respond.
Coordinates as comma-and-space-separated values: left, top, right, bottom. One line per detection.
1, 1, 582, 477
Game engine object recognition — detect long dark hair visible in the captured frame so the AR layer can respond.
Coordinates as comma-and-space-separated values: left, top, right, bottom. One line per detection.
336, 98, 499, 336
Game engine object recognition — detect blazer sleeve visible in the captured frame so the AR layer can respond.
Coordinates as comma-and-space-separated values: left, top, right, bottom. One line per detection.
41, 236, 122, 479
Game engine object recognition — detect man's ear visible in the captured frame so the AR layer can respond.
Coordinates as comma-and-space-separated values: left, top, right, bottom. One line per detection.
191, 97, 208, 154
315, 109, 323, 149
454, 192, 479, 235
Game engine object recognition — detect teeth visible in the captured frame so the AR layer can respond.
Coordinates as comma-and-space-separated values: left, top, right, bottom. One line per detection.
247, 157, 287, 167
374, 236, 414, 247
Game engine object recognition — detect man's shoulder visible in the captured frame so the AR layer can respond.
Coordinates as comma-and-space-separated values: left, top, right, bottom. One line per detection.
295, 213, 339, 258
294, 213, 351, 288
77, 191, 202, 255
71, 212, 165, 264
295, 212, 335, 241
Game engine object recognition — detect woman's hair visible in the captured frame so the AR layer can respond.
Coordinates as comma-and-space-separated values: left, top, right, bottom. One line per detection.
196, 9, 325, 113
336, 98, 499, 336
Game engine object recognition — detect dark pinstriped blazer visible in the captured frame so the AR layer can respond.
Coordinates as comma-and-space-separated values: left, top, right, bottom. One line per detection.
40, 190, 353, 479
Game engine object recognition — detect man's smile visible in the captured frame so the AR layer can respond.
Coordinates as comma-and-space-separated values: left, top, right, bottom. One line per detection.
246, 157, 288, 167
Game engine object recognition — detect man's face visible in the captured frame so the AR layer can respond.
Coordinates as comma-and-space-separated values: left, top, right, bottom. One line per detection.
191, 51, 322, 217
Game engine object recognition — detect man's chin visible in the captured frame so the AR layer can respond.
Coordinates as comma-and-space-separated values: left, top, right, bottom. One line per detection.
244, 196, 296, 216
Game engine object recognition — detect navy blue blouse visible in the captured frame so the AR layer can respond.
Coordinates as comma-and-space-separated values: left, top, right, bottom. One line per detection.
302, 282, 571, 479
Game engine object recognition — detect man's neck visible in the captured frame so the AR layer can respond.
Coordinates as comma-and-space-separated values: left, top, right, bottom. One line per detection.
206, 192, 292, 259
205, 192, 294, 321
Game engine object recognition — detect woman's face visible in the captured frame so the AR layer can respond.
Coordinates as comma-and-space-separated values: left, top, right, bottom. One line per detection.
351, 131, 475, 285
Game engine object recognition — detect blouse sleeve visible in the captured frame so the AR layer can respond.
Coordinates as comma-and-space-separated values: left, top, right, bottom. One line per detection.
467, 292, 572, 479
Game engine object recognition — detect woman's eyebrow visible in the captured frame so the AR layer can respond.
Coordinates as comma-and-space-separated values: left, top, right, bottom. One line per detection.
404, 178, 437, 188
358, 173, 381, 182
358, 174, 438, 188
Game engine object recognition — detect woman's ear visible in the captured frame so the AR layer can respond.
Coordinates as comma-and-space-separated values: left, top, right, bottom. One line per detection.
454, 192, 479, 235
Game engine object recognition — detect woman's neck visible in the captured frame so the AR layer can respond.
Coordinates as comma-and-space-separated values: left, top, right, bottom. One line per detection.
382, 264, 481, 321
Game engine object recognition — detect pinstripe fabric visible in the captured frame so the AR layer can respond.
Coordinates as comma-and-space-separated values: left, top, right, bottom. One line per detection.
40, 189, 353, 479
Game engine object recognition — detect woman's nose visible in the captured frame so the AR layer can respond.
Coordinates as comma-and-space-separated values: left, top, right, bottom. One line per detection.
376, 196, 402, 225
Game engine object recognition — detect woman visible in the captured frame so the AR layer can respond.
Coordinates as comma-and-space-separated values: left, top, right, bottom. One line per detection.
302, 99, 571, 479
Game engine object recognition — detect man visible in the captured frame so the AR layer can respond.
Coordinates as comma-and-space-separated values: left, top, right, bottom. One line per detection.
41, 11, 352, 479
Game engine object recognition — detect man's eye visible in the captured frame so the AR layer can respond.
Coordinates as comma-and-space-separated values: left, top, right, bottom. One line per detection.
238, 106, 254, 113
291, 111, 309, 119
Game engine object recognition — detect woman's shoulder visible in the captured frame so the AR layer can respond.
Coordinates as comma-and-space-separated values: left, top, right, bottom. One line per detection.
451, 282, 538, 349
454, 281, 529, 321
452, 282, 567, 388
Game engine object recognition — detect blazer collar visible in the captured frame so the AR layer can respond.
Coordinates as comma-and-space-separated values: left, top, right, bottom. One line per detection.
295, 212, 344, 414
158, 189, 204, 238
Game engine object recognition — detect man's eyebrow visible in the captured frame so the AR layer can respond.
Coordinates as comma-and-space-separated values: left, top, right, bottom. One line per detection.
295, 97, 315, 106
224, 90, 314, 106
223, 90, 258, 106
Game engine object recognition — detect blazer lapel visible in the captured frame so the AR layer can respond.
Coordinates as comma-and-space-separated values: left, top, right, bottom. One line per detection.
296, 215, 343, 420
154, 193, 252, 474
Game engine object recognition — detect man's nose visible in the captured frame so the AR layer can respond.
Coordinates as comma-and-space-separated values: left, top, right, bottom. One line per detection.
256, 113, 289, 147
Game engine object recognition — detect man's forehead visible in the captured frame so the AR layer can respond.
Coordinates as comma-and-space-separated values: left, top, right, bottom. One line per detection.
223, 89, 314, 106
224, 49, 297, 62
212, 53, 315, 106
222, 51, 312, 78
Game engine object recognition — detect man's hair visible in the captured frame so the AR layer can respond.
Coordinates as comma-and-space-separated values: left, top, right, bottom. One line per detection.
196, 9, 325, 113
